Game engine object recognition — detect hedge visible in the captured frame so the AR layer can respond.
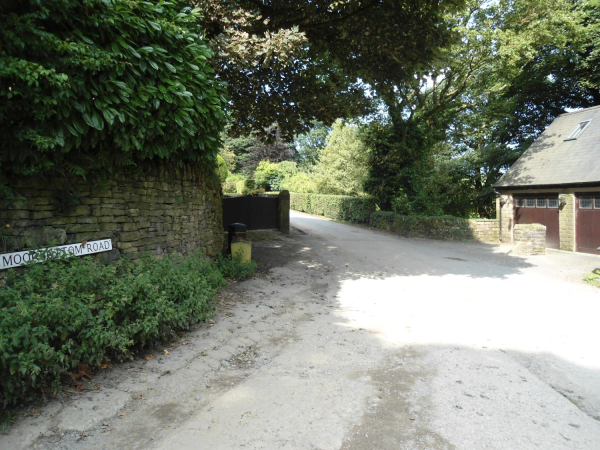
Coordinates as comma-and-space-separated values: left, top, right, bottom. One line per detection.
370, 211, 487, 241
290, 193, 376, 223
0, 251, 256, 407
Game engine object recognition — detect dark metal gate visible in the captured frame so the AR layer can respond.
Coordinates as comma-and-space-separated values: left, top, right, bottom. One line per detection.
222, 194, 280, 231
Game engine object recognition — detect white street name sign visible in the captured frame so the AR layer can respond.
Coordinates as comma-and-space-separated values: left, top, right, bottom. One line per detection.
0, 239, 113, 270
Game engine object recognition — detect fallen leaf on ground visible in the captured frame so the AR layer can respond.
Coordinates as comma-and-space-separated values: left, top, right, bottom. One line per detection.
76, 384, 84, 392
32, 410, 42, 417
78, 363, 92, 379
99, 364, 110, 370
67, 372, 81, 381
145, 355, 155, 361
94, 384, 101, 390
163, 349, 170, 355
117, 412, 126, 417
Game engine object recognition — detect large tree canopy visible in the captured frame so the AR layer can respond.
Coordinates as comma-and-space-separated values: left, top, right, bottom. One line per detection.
0, 0, 227, 184
198, 0, 464, 139
362, 0, 599, 216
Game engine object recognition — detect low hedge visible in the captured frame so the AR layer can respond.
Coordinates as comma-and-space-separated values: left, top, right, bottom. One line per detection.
370, 211, 475, 240
290, 193, 376, 223
0, 251, 256, 407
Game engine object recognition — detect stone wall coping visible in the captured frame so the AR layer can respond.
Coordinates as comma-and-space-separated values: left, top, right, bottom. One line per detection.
515, 223, 546, 231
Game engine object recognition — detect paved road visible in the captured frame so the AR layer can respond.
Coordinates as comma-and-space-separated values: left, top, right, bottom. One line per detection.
4, 211, 600, 449
285, 211, 600, 449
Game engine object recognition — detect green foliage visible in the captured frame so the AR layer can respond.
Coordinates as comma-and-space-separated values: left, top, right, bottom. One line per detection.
360, 0, 600, 218
293, 121, 330, 169
235, 179, 255, 195
584, 269, 600, 288
370, 211, 476, 240
254, 160, 298, 191
218, 145, 237, 173
215, 253, 258, 281
222, 181, 237, 194
216, 155, 229, 182
361, 120, 441, 214
290, 193, 376, 223
280, 173, 317, 194
0, 250, 256, 407
200, 0, 461, 140
313, 120, 368, 196
0, 0, 226, 187
222, 125, 295, 176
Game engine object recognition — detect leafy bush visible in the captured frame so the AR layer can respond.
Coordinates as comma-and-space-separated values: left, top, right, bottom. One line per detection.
290, 193, 376, 223
226, 173, 245, 183
280, 173, 317, 193
222, 181, 237, 194
216, 155, 229, 182
254, 160, 298, 191
0, 250, 256, 407
235, 179, 255, 195
0, 0, 226, 189
215, 253, 258, 281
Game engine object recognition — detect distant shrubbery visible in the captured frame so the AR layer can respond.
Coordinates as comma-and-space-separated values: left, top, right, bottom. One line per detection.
0, 251, 256, 407
254, 161, 298, 191
281, 173, 316, 193
216, 155, 229, 182
290, 193, 376, 223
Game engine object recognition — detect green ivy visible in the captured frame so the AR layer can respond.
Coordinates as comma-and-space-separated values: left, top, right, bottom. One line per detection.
0, 0, 226, 187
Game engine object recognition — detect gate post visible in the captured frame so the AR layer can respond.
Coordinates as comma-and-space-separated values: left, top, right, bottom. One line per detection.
278, 190, 290, 234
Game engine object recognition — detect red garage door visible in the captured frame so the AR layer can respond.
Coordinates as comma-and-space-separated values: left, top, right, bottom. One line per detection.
514, 195, 560, 249
576, 194, 600, 254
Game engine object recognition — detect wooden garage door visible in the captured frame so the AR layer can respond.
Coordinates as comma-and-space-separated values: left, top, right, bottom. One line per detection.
514, 195, 560, 249
576, 194, 600, 254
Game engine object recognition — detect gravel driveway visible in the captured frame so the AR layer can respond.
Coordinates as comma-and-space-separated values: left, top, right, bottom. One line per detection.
3, 210, 600, 449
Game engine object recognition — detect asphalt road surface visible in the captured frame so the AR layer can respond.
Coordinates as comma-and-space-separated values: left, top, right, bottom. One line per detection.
4, 210, 600, 449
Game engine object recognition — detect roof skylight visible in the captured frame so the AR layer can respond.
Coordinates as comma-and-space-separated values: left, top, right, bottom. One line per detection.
565, 120, 591, 140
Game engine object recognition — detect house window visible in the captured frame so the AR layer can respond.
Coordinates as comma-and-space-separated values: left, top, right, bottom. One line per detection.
565, 120, 591, 140
595, 197, 600, 209
548, 198, 559, 208
526, 198, 536, 207
516, 198, 525, 207
580, 196, 593, 209
536, 197, 547, 208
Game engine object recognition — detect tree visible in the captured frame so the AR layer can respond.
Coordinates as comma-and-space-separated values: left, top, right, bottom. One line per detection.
197, 0, 464, 139
0, 0, 226, 187
363, 0, 596, 216
293, 121, 330, 169
222, 125, 295, 176
314, 120, 368, 196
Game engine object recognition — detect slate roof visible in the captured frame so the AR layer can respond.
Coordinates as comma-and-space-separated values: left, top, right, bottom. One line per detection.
495, 105, 600, 189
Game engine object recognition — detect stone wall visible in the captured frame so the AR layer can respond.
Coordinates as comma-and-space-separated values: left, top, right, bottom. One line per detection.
0, 161, 223, 268
513, 223, 546, 255
467, 219, 500, 243
498, 194, 514, 243
558, 193, 576, 251
369, 212, 500, 243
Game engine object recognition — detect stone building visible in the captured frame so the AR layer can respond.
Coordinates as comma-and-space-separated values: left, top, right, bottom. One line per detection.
494, 105, 600, 254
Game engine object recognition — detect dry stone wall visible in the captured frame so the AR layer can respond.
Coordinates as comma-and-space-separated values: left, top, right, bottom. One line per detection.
513, 223, 546, 255
369, 211, 500, 243
0, 162, 223, 269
